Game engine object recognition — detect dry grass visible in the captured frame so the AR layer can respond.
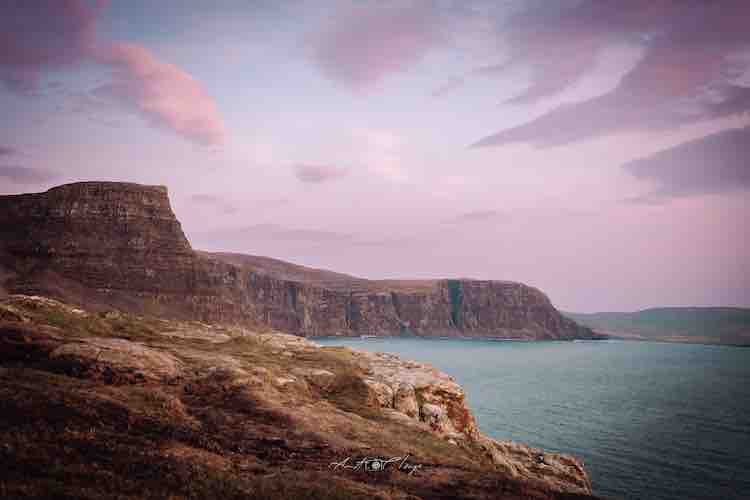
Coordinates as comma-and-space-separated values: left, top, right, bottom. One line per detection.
0, 295, 599, 500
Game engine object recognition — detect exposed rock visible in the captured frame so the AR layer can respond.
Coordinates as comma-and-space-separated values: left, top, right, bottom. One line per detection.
363, 378, 394, 407
0, 303, 27, 323
0, 182, 596, 341
291, 367, 335, 389
274, 376, 297, 387
0, 294, 596, 499
478, 437, 594, 495
50, 338, 183, 381
420, 402, 456, 435
393, 383, 420, 418
157, 328, 231, 344
356, 349, 478, 439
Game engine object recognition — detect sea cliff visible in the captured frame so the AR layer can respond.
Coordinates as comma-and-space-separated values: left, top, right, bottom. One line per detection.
0, 182, 594, 340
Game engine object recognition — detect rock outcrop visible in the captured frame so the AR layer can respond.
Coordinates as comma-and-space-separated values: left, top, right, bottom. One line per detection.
0, 294, 596, 499
0, 182, 595, 340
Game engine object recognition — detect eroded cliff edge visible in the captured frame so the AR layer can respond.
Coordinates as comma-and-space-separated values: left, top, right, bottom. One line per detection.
0, 294, 596, 499
0, 182, 595, 340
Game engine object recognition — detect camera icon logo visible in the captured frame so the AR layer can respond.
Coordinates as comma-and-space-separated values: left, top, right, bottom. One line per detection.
364, 458, 385, 472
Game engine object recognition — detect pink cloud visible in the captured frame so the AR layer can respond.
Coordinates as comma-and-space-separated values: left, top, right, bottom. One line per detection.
0, 1, 225, 146
93, 43, 225, 146
311, 2, 442, 90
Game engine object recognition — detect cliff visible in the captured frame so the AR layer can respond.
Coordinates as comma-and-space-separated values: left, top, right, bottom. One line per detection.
0, 294, 597, 499
0, 182, 595, 340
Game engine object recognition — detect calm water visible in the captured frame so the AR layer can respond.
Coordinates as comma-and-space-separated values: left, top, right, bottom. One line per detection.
315, 338, 750, 500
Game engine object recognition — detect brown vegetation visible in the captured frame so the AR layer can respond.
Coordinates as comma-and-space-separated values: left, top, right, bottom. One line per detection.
0, 295, 598, 499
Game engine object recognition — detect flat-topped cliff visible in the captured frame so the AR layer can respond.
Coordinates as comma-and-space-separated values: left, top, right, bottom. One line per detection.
0, 182, 595, 339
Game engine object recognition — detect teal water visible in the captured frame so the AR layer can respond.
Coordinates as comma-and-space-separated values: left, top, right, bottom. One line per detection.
314, 338, 750, 500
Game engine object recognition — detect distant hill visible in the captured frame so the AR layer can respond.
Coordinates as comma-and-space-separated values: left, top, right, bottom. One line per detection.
564, 308, 750, 346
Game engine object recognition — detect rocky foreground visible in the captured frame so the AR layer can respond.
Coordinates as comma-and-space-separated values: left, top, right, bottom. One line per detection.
0, 294, 597, 499
0, 182, 596, 340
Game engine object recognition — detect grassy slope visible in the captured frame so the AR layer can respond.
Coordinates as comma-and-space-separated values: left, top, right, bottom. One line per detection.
203, 252, 449, 293
0, 295, 597, 500
564, 307, 750, 345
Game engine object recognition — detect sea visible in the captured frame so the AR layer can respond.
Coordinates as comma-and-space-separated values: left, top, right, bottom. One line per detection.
314, 337, 750, 500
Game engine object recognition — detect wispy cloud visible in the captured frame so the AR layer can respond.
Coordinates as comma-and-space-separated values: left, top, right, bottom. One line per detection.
310, 2, 442, 91
471, 0, 750, 147
293, 164, 349, 184
622, 125, 750, 203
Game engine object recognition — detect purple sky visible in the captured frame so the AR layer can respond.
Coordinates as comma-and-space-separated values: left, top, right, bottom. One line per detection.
1, 0, 748, 312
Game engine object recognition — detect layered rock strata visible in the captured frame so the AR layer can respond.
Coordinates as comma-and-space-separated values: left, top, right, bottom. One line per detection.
0, 182, 594, 340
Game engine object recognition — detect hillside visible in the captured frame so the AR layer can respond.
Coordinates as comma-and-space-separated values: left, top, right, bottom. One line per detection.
0, 182, 596, 340
0, 294, 597, 499
203, 252, 441, 294
565, 308, 750, 346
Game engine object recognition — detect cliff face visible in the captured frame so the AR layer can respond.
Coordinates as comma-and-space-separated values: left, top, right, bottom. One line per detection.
0, 182, 594, 339
0, 182, 193, 291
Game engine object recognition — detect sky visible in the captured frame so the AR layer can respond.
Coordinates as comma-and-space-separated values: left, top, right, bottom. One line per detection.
1, 0, 748, 312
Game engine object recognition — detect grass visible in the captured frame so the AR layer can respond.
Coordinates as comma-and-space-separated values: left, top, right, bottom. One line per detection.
2, 296, 163, 342
0, 295, 597, 500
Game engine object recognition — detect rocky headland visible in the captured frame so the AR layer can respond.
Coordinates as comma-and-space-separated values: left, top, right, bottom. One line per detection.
0, 182, 596, 340
0, 294, 596, 499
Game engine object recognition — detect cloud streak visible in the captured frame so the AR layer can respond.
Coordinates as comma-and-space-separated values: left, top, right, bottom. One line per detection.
293, 164, 349, 184
472, 0, 750, 147
623, 125, 750, 203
